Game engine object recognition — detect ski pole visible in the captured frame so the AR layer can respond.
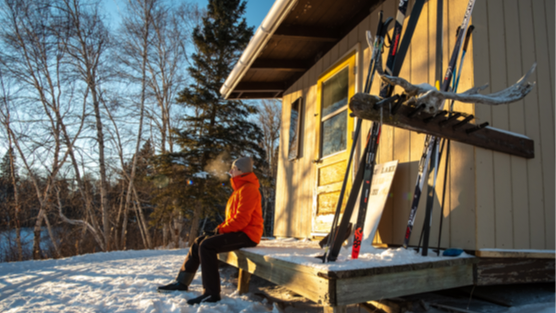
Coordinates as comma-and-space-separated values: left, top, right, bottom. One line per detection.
436, 25, 474, 256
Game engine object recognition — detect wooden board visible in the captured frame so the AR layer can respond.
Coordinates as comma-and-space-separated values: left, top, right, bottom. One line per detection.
333, 261, 475, 306
219, 248, 476, 307
218, 250, 330, 305
475, 258, 555, 286
476, 249, 555, 259
349, 93, 535, 158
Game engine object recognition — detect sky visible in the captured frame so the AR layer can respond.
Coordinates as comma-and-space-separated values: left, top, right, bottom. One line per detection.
104, 0, 276, 29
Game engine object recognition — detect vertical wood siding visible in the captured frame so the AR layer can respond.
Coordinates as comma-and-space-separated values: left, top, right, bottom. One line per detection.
274, 0, 554, 250
473, 0, 555, 250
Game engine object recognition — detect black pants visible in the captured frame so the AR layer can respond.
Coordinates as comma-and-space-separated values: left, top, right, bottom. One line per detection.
178, 231, 257, 296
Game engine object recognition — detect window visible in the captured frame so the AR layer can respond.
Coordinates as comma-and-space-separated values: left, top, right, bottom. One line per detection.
288, 97, 303, 160
316, 54, 354, 160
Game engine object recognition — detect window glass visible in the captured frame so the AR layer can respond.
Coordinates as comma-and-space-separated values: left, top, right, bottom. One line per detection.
288, 98, 302, 160
322, 67, 349, 117
321, 110, 347, 157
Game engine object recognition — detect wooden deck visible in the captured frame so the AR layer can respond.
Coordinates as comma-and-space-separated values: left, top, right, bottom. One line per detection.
474, 249, 555, 286
218, 248, 477, 312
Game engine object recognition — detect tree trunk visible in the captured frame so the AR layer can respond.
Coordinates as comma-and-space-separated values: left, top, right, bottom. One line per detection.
120, 195, 129, 250
172, 209, 184, 248
92, 91, 110, 251
32, 210, 45, 259
43, 215, 61, 258
7, 144, 22, 261
162, 222, 168, 247
133, 200, 148, 249
188, 201, 201, 247
113, 189, 125, 251
132, 187, 152, 248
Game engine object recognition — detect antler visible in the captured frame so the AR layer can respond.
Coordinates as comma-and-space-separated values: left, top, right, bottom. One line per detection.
377, 51, 537, 114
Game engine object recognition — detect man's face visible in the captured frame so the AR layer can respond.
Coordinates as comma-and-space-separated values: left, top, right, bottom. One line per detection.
229, 166, 243, 178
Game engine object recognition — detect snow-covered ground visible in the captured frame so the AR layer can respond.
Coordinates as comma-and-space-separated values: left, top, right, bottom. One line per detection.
0, 239, 554, 312
0, 249, 275, 313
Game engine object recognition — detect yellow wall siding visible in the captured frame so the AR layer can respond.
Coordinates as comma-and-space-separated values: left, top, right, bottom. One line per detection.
473, 0, 555, 250
274, 0, 554, 250
275, 0, 475, 249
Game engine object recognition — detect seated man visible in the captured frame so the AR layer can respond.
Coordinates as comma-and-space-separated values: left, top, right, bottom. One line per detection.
157, 157, 264, 305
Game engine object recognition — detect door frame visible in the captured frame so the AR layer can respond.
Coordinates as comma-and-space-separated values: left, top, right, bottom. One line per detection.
311, 45, 360, 236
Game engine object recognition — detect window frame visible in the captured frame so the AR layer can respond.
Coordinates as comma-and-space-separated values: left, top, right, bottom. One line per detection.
315, 51, 356, 161
288, 97, 303, 161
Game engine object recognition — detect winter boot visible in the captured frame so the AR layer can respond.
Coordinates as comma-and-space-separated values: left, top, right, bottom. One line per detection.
157, 271, 195, 293
186, 293, 221, 305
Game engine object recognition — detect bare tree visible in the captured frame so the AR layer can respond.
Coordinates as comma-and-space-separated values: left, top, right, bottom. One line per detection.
114, 0, 201, 249
56, 0, 113, 250
257, 99, 281, 178
0, 69, 23, 261
0, 0, 112, 257
0, 0, 77, 258
114, 0, 159, 250
255, 99, 281, 236
145, 2, 202, 248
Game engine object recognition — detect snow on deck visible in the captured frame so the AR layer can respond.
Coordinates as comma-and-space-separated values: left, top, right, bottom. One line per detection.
247, 238, 474, 272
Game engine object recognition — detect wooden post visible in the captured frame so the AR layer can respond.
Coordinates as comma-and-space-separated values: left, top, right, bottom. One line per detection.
238, 268, 252, 294
323, 305, 347, 313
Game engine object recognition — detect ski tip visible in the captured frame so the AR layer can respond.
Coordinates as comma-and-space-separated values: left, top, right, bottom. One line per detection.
366, 30, 373, 48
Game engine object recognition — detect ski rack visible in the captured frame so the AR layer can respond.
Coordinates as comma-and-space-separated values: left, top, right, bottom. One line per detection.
349, 92, 535, 159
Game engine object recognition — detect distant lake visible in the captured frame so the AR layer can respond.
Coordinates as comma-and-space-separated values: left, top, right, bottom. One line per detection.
0, 227, 57, 261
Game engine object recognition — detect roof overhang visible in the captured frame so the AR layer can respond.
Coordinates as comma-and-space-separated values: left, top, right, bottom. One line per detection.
221, 0, 387, 100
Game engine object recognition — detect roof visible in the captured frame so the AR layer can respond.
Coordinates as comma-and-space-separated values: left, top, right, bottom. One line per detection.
221, 0, 387, 100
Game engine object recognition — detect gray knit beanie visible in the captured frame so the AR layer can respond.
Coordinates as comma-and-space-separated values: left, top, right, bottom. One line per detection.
232, 157, 253, 173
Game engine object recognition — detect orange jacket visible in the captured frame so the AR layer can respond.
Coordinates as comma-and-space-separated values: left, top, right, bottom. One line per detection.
216, 172, 264, 244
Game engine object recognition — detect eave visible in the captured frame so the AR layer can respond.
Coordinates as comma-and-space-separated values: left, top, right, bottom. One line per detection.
221, 0, 387, 100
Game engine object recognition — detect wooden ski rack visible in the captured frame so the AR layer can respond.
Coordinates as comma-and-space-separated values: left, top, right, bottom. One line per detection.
349, 92, 534, 159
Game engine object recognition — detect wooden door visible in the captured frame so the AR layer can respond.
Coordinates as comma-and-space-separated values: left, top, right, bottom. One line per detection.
312, 52, 356, 234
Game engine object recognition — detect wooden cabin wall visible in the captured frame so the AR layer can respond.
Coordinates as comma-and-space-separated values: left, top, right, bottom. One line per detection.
275, 0, 477, 246
472, 0, 555, 250
274, 0, 554, 250
274, 13, 363, 239
369, 0, 477, 249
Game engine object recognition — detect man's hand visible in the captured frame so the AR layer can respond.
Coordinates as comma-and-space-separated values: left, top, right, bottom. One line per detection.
203, 228, 219, 237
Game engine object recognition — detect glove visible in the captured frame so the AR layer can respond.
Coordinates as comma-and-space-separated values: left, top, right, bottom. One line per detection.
203, 228, 219, 237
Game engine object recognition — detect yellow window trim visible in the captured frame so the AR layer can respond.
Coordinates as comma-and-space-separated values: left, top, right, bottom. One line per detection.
315, 50, 357, 160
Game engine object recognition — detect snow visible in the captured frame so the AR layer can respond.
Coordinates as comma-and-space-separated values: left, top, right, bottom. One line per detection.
250, 238, 474, 271
0, 239, 554, 312
485, 126, 531, 139
0, 249, 275, 313
192, 171, 209, 179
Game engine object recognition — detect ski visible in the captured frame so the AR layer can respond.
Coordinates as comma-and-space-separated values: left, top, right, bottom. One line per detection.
351, 0, 409, 260
403, 0, 476, 249
317, 11, 391, 262
327, 0, 426, 262
435, 25, 474, 255
419, 0, 446, 256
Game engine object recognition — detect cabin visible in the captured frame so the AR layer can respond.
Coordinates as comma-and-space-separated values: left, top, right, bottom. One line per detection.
220, 0, 554, 310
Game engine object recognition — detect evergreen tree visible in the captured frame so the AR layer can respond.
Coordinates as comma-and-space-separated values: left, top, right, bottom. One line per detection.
159, 0, 266, 244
